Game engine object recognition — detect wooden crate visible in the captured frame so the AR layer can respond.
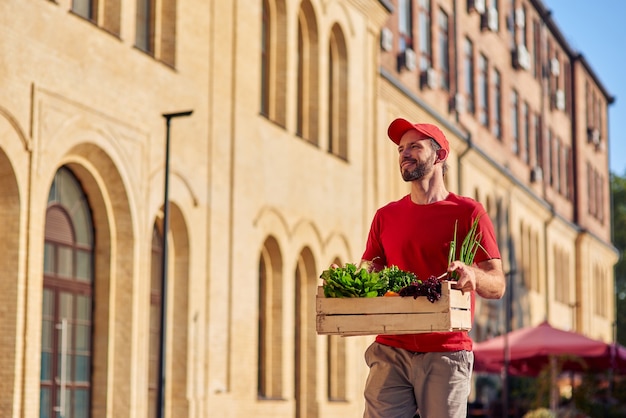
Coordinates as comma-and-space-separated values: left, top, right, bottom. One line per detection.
316, 281, 471, 336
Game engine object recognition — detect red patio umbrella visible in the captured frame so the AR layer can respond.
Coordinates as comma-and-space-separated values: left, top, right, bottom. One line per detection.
472, 320, 623, 376
472, 321, 626, 412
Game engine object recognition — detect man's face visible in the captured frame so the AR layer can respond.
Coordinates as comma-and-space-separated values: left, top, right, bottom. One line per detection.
397, 130, 436, 182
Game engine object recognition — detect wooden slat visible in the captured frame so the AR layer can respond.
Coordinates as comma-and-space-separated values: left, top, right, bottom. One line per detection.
316, 311, 471, 335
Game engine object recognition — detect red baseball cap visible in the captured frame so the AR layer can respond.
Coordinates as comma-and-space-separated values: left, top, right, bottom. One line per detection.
387, 118, 450, 157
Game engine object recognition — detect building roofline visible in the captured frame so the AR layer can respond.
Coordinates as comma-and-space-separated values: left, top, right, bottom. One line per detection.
530, 0, 615, 104
378, 0, 393, 14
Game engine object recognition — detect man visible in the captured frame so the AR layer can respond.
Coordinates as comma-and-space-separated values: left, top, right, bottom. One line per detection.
361, 118, 506, 418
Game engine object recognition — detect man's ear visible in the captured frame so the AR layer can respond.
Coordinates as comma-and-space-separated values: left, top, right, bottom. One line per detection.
436, 149, 448, 162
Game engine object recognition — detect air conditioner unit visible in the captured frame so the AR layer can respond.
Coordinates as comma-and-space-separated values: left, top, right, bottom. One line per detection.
470, 0, 486, 14
514, 45, 531, 70
482, 7, 498, 31
554, 89, 565, 110
453, 93, 466, 113
403, 48, 417, 71
550, 58, 561, 76
380, 27, 393, 52
421, 68, 438, 89
530, 166, 543, 183
587, 127, 600, 144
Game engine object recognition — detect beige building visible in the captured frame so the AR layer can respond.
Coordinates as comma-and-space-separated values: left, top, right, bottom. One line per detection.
0, 0, 618, 417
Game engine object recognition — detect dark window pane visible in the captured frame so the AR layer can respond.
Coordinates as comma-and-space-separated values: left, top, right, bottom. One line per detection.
75, 355, 91, 382
39, 388, 51, 418
75, 325, 91, 351
42, 288, 54, 317
72, 0, 93, 20
57, 247, 73, 277
41, 320, 54, 351
75, 388, 90, 418
72, 203, 92, 246
76, 295, 91, 321
44, 243, 55, 274
75, 250, 92, 282
59, 293, 74, 321
57, 353, 67, 382
40, 352, 52, 381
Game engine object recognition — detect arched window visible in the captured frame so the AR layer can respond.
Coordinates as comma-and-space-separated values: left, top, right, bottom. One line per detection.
296, 0, 319, 144
257, 236, 283, 399
328, 24, 348, 160
41, 167, 95, 418
261, 0, 287, 126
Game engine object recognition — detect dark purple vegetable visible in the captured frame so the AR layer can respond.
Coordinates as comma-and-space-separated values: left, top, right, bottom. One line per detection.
398, 275, 442, 303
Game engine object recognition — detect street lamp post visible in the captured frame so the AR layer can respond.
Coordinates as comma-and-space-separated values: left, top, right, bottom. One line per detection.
157, 110, 193, 418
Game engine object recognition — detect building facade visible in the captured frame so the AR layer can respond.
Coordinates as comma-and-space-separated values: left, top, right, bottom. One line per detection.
0, 0, 617, 417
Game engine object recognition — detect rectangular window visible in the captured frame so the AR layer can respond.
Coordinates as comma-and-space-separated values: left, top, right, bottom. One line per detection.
587, 162, 594, 215
534, 113, 542, 170
398, 0, 413, 51
594, 264, 608, 317
555, 138, 562, 193
493, 0, 500, 28
418, 0, 432, 71
464, 38, 475, 114
135, 0, 176, 66
72, 0, 96, 21
565, 146, 573, 200
597, 171, 604, 222
261, 2, 270, 117
493, 69, 502, 139
597, 95, 603, 132
522, 102, 529, 162
136, 0, 156, 54
478, 54, 489, 127
547, 130, 554, 186
554, 247, 570, 304
554, 51, 561, 92
507, 0, 515, 47
438, 9, 450, 91
533, 20, 541, 79
521, 224, 531, 289
511, 90, 519, 155
564, 60, 571, 113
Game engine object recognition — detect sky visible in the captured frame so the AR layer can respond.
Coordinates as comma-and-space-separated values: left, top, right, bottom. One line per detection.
542, 0, 626, 176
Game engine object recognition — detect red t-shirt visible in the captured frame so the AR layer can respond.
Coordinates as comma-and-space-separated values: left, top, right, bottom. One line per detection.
362, 193, 501, 352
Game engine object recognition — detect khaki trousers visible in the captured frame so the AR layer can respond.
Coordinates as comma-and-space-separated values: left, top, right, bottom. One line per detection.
363, 342, 473, 418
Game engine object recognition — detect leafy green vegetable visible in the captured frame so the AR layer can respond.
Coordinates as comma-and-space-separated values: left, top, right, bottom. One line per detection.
378, 265, 418, 293
320, 263, 387, 298
321, 264, 418, 298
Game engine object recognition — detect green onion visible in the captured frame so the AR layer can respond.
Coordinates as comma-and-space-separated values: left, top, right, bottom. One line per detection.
448, 217, 486, 279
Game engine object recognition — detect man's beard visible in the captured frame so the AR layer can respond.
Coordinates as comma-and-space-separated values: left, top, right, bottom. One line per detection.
401, 159, 432, 182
